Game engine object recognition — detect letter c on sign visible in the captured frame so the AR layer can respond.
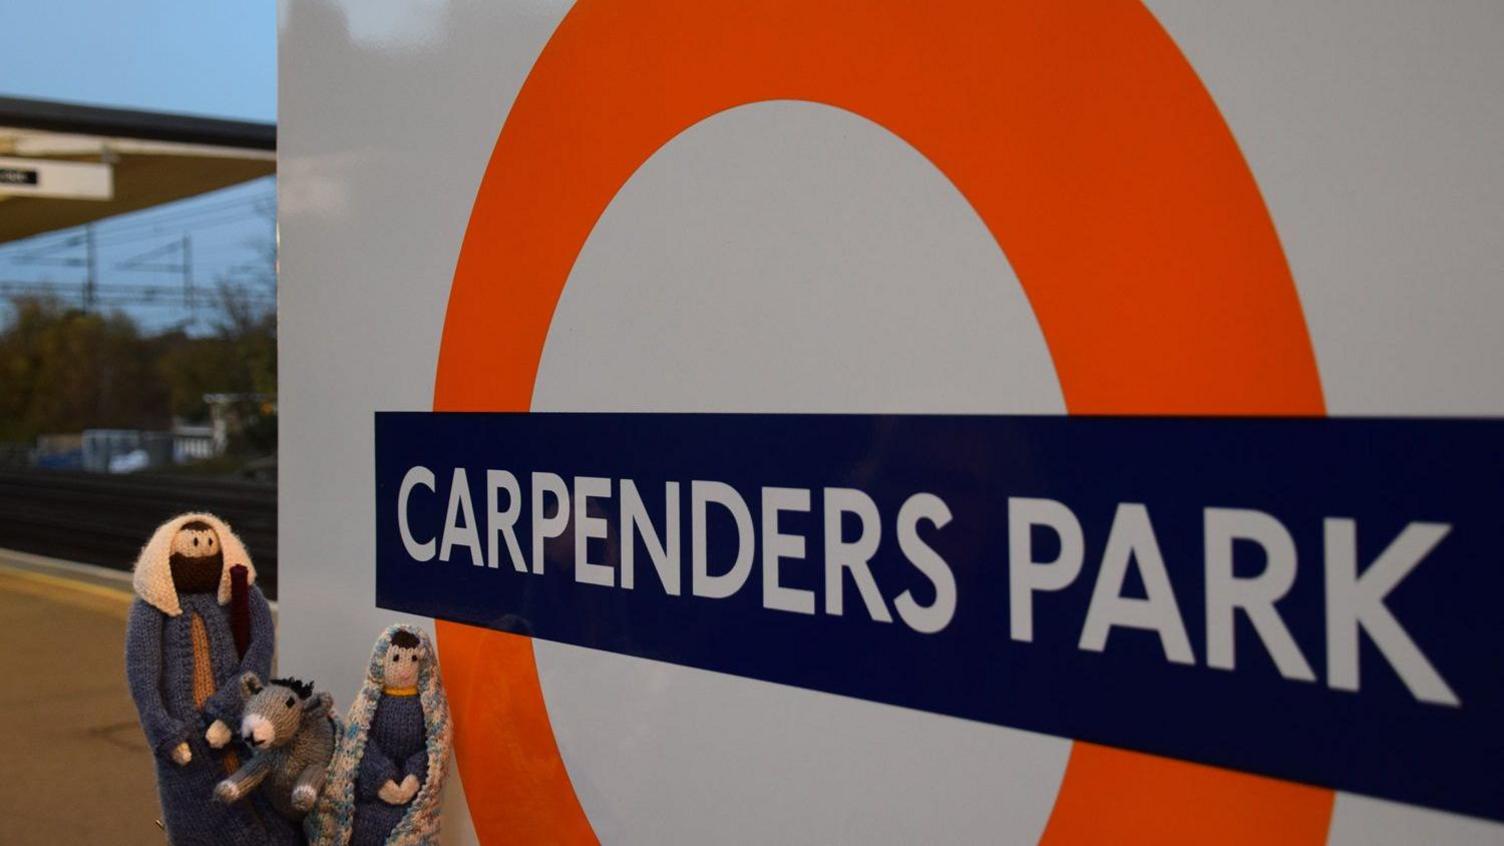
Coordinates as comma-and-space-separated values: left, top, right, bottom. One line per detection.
399, 465, 437, 561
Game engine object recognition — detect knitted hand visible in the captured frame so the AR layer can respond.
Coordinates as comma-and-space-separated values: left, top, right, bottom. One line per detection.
378, 780, 407, 805
398, 774, 419, 802
291, 783, 318, 812
214, 779, 244, 804
205, 720, 232, 749
171, 742, 193, 765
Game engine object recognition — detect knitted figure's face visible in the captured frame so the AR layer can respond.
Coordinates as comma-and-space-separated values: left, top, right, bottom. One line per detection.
168, 520, 223, 595
239, 673, 316, 749
382, 631, 424, 690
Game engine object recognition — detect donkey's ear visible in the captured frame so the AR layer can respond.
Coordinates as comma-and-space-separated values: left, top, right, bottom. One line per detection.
303, 691, 333, 718
241, 672, 264, 699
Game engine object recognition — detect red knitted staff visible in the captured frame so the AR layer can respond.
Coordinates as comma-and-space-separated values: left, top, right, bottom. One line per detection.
229, 564, 250, 659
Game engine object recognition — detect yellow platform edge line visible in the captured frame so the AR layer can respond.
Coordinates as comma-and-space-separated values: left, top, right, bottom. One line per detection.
0, 559, 135, 599
0, 561, 135, 604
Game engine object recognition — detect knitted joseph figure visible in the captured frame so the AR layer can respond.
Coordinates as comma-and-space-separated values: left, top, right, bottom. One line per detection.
307, 624, 451, 846
123, 513, 300, 846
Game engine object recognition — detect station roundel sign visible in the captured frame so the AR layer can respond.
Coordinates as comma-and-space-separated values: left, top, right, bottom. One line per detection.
433, 1, 1328, 843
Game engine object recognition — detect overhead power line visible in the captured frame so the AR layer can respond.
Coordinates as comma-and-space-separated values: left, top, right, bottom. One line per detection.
0, 190, 275, 256
0, 278, 274, 309
84, 192, 275, 237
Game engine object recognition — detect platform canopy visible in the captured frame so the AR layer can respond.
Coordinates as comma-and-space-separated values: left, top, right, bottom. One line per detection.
0, 96, 274, 244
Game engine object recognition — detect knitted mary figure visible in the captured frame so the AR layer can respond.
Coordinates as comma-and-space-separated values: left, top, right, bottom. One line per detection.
307, 624, 452, 846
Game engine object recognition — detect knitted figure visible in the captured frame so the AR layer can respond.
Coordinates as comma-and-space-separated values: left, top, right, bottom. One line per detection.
215, 674, 338, 821
123, 513, 299, 846
307, 625, 451, 846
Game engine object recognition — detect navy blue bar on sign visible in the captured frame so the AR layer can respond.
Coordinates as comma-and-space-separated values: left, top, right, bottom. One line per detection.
375, 412, 1504, 821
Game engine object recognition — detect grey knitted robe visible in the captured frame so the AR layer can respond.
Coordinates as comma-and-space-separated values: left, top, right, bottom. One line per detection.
126, 591, 300, 845
124, 513, 299, 846
126, 587, 299, 842
351, 694, 428, 846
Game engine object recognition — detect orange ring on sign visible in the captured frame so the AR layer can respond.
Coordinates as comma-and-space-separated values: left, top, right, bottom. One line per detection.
434, 1, 1331, 843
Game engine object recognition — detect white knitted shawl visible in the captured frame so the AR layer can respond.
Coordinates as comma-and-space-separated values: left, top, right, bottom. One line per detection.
131, 511, 257, 616
307, 624, 452, 846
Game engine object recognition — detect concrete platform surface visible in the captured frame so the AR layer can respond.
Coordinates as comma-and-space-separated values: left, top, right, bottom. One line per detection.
0, 548, 168, 844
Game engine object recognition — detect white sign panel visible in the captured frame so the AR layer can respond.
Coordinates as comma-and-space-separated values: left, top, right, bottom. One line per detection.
280, 2, 1504, 843
0, 156, 112, 200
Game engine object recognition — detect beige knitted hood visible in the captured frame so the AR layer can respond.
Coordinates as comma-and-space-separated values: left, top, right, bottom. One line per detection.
132, 511, 257, 617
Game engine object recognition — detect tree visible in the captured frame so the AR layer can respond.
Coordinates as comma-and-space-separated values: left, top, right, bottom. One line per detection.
0, 289, 277, 458
0, 297, 167, 442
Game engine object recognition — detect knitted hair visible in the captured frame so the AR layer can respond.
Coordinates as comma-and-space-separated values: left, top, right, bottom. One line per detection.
306, 624, 451, 846
132, 512, 257, 617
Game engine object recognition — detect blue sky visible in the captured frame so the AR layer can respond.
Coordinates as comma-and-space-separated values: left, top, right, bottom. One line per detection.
0, 1, 277, 332
1, 1, 275, 122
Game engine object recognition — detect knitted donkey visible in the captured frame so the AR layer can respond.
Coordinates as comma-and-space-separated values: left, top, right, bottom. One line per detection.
214, 673, 338, 822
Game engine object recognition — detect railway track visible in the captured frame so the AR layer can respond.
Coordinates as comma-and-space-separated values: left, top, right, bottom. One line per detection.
0, 470, 277, 598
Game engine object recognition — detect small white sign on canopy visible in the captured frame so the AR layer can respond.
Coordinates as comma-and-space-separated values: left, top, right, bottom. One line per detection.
0, 156, 112, 201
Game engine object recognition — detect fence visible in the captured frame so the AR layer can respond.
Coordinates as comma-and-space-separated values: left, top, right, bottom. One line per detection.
0, 469, 277, 598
